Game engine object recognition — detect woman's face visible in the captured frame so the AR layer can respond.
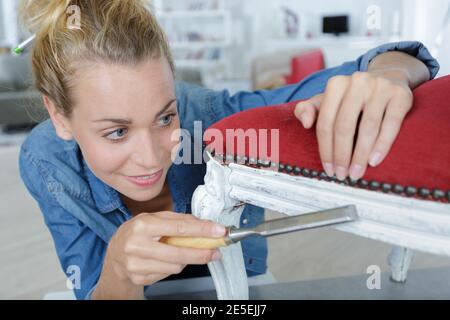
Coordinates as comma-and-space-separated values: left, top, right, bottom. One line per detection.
66, 57, 180, 202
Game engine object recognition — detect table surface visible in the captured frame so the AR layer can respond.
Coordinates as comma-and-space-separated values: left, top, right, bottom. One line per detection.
148, 266, 450, 300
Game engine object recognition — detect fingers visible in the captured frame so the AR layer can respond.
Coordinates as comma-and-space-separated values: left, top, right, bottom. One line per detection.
316, 76, 350, 177
294, 94, 323, 129
125, 257, 187, 276
316, 73, 413, 181
119, 212, 225, 287
125, 257, 188, 286
149, 211, 197, 221
126, 211, 224, 266
333, 76, 369, 180
138, 212, 226, 239
128, 273, 169, 286
124, 239, 221, 265
368, 90, 412, 167
348, 82, 392, 180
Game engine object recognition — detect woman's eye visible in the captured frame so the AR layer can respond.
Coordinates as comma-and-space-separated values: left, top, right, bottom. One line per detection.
158, 114, 175, 127
105, 128, 128, 140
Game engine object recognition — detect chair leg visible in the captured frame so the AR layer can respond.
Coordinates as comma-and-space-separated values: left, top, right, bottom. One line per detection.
192, 158, 248, 300
388, 246, 414, 283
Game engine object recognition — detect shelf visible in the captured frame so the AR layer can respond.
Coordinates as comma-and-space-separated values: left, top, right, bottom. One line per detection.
153, 0, 231, 83
267, 36, 397, 48
157, 7, 232, 50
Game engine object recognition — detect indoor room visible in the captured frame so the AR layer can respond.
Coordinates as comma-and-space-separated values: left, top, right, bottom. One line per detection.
1, 0, 449, 301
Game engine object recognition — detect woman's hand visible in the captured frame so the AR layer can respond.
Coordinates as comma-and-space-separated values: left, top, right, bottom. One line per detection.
293, 51, 430, 181
294, 70, 414, 181
104, 211, 225, 288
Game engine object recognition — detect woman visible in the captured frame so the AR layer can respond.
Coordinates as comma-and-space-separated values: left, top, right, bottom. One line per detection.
18, 0, 438, 300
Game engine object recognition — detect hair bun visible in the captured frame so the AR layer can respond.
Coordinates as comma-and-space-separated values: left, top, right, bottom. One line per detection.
19, 0, 72, 34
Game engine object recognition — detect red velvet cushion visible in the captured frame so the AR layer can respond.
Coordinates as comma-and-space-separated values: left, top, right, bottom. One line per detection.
205, 75, 450, 203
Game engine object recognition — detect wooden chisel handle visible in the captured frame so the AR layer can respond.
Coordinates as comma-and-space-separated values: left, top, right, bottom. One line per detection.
159, 236, 228, 249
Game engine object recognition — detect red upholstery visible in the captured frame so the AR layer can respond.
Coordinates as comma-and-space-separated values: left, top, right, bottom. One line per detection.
205, 75, 450, 202
284, 49, 325, 84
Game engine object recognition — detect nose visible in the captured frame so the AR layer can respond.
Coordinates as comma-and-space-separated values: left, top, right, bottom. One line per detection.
131, 132, 163, 169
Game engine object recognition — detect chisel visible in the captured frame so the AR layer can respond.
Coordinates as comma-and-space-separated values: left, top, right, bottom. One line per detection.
160, 205, 358, 249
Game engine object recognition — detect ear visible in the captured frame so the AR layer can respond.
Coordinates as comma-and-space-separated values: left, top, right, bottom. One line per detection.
43, 95, 74, 141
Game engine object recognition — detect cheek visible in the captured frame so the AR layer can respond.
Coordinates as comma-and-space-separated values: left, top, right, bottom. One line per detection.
69, 119, 126, 174
161, 121, 181, 157
78, 136, 128, 174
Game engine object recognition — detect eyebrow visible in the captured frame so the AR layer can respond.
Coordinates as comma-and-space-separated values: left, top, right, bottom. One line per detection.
93, 99, 177, 124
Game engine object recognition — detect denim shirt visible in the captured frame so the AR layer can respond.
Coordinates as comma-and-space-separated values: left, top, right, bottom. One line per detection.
18, 41, 439, 300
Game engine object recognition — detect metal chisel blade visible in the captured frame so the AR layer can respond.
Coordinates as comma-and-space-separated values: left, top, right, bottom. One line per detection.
227, 205, 358, 244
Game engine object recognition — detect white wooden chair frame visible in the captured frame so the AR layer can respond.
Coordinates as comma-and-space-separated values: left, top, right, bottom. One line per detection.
191, 152, 450, 300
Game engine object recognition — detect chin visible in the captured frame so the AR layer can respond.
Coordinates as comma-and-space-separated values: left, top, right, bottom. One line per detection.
120, 176, 166, 202
127, 185, 163, 201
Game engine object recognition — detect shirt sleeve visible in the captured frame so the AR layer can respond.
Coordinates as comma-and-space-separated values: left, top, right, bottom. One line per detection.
18, 147, 107, 300
176, 41, 439, 130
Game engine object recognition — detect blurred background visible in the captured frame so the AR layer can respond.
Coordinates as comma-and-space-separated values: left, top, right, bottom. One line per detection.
1, 0, 450, 299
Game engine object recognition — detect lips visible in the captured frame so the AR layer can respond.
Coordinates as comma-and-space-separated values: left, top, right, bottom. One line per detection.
125, 169, 163, 187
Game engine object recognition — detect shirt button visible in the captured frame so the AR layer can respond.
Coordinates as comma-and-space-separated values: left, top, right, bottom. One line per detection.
242, 218, 249, 225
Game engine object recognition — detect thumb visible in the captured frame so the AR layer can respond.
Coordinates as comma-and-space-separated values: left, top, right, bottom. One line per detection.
294, 94, 323, 129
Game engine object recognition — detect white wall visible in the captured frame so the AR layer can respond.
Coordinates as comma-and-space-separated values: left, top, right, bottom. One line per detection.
0, 0, 19, 47
236, 0, 403, 45
402, 0, 450, 76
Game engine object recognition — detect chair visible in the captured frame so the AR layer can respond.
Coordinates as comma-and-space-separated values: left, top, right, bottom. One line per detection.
192, 75, 450, 299
283, 49, 325, 85
251, 47, 322, 90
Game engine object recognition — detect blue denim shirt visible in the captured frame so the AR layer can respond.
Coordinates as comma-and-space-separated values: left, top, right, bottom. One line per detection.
18, 42, 438, 300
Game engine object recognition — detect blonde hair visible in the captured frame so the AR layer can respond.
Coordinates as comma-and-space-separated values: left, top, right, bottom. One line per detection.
19, 0, 174, 117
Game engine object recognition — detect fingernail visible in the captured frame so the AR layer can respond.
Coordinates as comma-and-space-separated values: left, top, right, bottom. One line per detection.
335, 166, 347, 181
297, 111, 306, 126
369, 152, 383, 167
349, 164, 363, 180
213, 225, 226, 237
212, 250, 222, 261
322, 162, 334, 177
300, 115, 307, 127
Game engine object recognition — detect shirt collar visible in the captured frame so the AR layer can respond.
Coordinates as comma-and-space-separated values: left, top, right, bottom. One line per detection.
166, 163, 191, 212
82, 159, 123, 214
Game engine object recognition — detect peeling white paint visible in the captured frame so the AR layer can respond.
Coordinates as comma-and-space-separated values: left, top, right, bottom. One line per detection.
192, 153, 450, 300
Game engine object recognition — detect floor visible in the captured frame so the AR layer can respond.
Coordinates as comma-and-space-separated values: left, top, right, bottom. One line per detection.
0, 145, 68, 299
2, 143, 450, 299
